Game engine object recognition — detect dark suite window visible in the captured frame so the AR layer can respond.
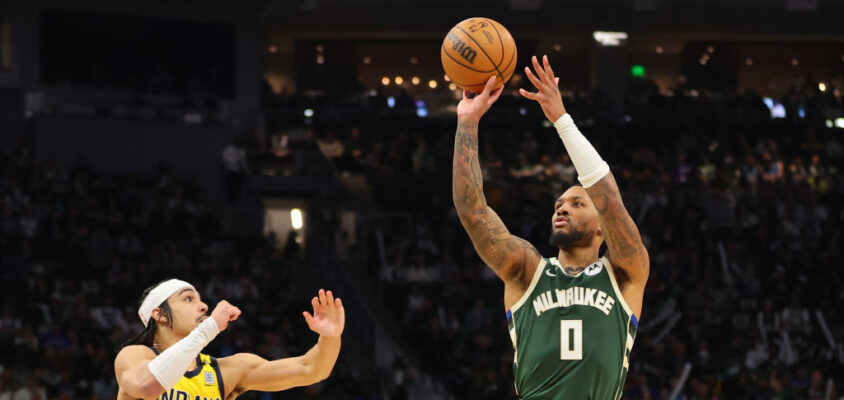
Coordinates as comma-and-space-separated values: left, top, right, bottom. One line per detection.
1, 18, 10, 70
40, 10, 234, 98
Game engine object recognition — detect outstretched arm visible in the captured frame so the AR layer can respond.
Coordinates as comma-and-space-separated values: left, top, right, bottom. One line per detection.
453, 77, 541, 283
520, 55, 649, 286
223, 338, 341, 394
115, 300, 241, 399
226, 289, 343, 395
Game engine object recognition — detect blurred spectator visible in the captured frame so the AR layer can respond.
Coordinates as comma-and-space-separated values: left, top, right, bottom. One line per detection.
222, 142, 247, 204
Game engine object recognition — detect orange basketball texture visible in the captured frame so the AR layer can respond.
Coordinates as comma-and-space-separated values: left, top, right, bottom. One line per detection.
441, 18, 517, 93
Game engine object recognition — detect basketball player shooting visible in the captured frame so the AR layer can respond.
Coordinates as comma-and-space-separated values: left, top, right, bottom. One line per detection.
452, 55, 649, 399
114, 279, 344, 400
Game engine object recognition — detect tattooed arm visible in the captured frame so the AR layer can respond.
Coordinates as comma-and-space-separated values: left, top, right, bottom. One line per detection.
584, 173, 649, 286
453, 78, 541, 284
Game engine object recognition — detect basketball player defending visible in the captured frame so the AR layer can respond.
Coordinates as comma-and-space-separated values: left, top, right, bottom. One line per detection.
114, 279, 344, 400
452, 55, 649, 399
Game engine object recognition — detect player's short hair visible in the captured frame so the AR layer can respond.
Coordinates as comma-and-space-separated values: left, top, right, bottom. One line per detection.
556, 183, 584, 199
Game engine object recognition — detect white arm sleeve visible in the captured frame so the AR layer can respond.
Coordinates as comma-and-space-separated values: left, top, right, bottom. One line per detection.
553, 113, 610, 188
147, 318, 220, 390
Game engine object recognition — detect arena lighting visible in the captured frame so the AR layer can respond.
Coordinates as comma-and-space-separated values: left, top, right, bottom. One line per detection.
448, 83, 458, 91
394, 76, 404, 85
410, 57, 418, 64
592, 31, 628, 46
303, 108, 314, 117
428, 80, 438, 89
443, 74, 451, 82
316, 55, 324, 64
655, 46, 663, 54
826, 119, 834, 128
791, 58, 799, 66
763, 97, 786, 119
387, 96, 396, 108
819, 82, 827, 92
631, 65, 645, 77
836, 118, 844, 129
363, 56, 372, 64
381, 77, 390, 86
553, 43, 562, 52
706, 46, 714, 54
745, 58, 753, 66
415, 100, 428, 118
411, 77, 420, 85
268, 45, 277, 53
291, 209, 303, 230
763, 98, 774, 109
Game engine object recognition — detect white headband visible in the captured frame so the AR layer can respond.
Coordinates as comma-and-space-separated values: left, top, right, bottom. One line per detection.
138, 279, 195, 327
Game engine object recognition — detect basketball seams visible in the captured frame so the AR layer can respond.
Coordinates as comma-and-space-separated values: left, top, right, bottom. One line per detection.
484, 18, 506, 67
454, 24, 502, 78
441, 44, 497, 74
498, 43, 517, 82
488, 19, 517, 83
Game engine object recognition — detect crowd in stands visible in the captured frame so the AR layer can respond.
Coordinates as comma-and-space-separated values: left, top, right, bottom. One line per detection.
261, 74, 844, 399
2, 69, 843, 400
0, 146, 371, 399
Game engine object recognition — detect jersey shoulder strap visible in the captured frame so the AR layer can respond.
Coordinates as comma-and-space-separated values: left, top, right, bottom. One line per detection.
509, 257, 548, 316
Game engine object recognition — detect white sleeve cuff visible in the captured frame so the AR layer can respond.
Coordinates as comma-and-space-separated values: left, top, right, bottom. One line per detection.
553, 113, 576, 137
552, 113, 609, 188
577, 161, 610, 188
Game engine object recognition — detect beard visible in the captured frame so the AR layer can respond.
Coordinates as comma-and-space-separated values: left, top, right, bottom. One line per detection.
549, 226, 594, 248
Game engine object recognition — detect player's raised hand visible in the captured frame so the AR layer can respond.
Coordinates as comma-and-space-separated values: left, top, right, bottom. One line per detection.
303, 289, 345, 338
457, 76, 504, 123
209, 300, 241, 331
519, 55, 567, 123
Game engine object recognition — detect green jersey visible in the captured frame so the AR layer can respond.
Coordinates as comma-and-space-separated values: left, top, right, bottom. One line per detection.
506, 256, 638, 400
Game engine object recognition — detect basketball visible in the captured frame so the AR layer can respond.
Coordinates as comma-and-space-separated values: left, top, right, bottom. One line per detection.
440, 17, 517, 93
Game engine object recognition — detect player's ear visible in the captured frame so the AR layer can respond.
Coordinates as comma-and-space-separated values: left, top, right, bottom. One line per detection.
152, 308, 168, 325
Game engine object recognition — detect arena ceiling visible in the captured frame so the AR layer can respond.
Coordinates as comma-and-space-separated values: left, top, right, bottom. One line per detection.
256, 0, 844, 36
10, 0, 844, 38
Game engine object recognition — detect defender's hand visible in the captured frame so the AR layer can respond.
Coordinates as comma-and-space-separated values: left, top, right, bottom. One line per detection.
457, 76, 504, 123
303, 289, 345, 338
210, 300, 241, 331
519, 55, 567, 123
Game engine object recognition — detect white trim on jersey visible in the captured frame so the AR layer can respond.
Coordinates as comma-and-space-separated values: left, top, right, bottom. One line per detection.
509, 258, 547, 314
601, 256, 635, 319
549, 257, 590, 278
